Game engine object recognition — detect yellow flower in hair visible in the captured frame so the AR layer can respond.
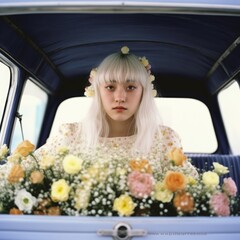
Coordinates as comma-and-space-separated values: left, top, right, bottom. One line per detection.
140, 56, 149, 67
152, 90, 157, 97
149, 74, 155, 82
121, 46, 129, 54
84, 85, 95, 97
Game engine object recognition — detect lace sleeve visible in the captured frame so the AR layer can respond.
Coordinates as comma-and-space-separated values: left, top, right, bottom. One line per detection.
35, 122, 80, 158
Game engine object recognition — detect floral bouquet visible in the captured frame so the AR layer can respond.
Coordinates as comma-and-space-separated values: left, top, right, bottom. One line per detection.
0, 141, 239, 216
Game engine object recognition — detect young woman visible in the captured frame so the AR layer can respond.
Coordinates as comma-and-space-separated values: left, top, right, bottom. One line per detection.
0, 46, 199, 216
36, 46, 197, 177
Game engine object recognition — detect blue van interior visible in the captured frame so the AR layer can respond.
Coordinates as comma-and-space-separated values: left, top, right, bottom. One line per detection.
0, 1, 240, 239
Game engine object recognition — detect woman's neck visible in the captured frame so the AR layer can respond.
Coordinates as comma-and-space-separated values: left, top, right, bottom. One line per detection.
107, 117, 135, 137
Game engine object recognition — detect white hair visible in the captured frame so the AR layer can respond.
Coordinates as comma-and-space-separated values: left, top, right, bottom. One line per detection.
81, 51, 161, 154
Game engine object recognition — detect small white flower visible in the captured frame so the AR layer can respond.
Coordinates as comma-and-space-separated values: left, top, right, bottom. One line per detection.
0, 144, 9, 161
15, 189, 37, 212
121, 46, 129, 54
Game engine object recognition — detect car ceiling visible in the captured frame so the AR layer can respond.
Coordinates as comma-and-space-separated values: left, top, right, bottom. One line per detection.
0, 9, 240, 99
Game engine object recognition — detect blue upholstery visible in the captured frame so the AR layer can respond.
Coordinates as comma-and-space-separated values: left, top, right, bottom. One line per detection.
189, 154, 240, 195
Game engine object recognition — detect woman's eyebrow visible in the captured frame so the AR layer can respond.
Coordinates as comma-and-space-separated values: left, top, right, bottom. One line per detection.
126, 79, 136, 83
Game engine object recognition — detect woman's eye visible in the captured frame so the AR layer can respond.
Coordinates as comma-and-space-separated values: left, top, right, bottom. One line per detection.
127, 85, 137, 91
105, 85, 114, 91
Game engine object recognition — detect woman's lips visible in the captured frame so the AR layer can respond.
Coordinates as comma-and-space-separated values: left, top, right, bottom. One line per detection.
113, 106, 127, 112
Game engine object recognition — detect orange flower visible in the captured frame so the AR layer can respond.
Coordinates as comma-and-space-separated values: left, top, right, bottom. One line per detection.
164, 171, 187, 192
9, 208, 23, 215
173, 191, 195, 213
30, 170, 44, 184
47, 206, 61, 216
7, 164, 25, 183
14, 140, 35, 157
167, 148, 186, 166
129, 159, 152, 173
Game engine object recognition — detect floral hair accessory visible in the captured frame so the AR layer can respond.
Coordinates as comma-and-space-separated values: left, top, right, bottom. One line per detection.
84, 68, 97, 97
121, 46, 129, 54
84, 46, 157, 97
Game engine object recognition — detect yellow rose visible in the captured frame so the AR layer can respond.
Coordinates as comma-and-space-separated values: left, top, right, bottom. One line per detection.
121, 46, 129, 54
14, 140, 35, 157
202, 171, 219, 188
63, 154, 83, 175
113, 195, 135, 216
51, 179, 70, 202
154, 182, 173, 203
167, 148, 187, 166
39, 155, 55, 169
213, 162, 229, 175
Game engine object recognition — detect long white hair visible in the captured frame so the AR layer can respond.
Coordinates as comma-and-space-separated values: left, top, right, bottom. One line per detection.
81, 50, 161, 154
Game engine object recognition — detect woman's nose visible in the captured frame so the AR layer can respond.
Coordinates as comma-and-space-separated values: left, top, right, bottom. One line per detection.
114, 87, 126, 103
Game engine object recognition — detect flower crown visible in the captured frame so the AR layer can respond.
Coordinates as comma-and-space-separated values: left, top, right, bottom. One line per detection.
84, 46, 157, 97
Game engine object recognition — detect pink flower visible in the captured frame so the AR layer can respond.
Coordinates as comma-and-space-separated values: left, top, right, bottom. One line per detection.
223, 177, 237, 197
210, 192, 230, 216
127, 171, 154, 199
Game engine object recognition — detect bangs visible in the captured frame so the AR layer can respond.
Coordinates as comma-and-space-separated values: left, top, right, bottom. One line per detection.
96, 53, 148, 87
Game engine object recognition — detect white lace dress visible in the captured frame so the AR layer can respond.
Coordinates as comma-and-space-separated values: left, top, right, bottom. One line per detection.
35, 122, 198, 177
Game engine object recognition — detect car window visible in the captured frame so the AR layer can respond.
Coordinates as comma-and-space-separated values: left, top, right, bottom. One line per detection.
0, 61, 11, 128
218, 80, 240, 155
51, 97, 217, 153
10, 80, 48, 151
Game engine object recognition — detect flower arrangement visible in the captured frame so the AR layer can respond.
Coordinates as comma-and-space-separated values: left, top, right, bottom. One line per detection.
0, 141, 239, 217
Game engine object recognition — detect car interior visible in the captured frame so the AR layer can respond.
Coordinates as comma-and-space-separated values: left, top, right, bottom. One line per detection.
0, 0, 240, 239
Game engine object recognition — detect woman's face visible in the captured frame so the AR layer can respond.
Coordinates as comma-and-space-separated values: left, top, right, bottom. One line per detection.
99, 80, 143, 123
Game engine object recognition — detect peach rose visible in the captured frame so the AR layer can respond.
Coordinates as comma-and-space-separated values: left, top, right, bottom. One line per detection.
9, 208, 23, 215
164, 171, 187, 192
173, 191, 195, 213
30, 170, 44, 184
7, 164, 25, 183
14, 140, 35, 157
129, 159, 152, 173
167, 148, 186, 166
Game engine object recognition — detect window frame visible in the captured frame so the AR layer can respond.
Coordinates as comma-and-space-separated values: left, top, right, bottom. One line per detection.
0, 53, 19, 146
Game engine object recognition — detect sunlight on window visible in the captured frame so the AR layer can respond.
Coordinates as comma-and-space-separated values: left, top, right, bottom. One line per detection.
10, 80, 48, 151
51, 97, 217, 153
0, 62, 10, 122
218, 81, 240, 154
